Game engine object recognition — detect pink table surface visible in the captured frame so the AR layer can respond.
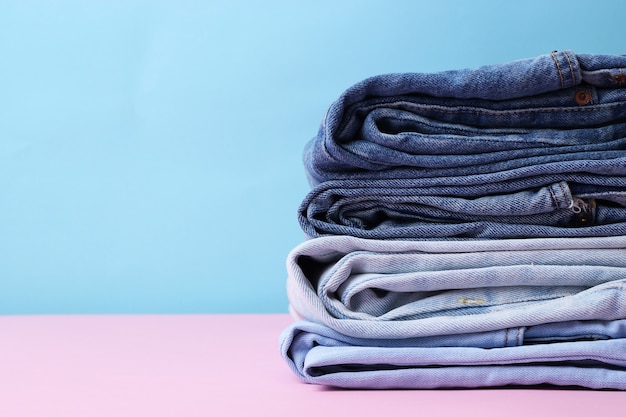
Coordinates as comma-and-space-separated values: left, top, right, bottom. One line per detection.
0, 314, 623, 416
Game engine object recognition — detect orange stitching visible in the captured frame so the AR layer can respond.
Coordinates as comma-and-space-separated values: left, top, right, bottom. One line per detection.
615, 68, 626, 85
608, 68, 626, 84
551, 50, 565, 88
563, 51, 577, 87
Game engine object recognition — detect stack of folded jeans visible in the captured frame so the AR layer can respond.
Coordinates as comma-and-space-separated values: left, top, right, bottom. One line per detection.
279, 50, 626, 389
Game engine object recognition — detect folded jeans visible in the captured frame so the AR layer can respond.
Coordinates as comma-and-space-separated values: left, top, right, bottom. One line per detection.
286, 235, 626, 339
299, 175, 626, 239
280, 319, 626, 389
299, 50, 626, 239
282, 51, 626, 390
304, 50, 626, 185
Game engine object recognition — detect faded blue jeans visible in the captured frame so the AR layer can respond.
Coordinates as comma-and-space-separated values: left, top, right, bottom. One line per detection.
280, 319, 626, 389
285, 235, 626, 338
279, 235, 626, 389
300, 50, 626, 239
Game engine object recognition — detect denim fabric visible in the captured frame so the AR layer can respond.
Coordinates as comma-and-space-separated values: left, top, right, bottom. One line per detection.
300, 176, 626, 239
304, 50, 626, 184
280, 319, 626, 389
281, 51, 626, 390
286, 235, 626, 339
299, 50, 626, 239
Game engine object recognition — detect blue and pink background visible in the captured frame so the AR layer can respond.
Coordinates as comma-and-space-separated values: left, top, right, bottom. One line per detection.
1, 0, 624, 314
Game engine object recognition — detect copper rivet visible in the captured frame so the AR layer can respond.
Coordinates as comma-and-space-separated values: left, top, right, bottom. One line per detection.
575, 90, 592, 105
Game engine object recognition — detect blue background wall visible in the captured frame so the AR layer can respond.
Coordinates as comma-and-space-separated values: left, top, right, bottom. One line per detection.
1, 0, 624, 314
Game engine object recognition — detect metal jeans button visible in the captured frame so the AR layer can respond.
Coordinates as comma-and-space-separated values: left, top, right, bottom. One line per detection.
574, 89, 592, 105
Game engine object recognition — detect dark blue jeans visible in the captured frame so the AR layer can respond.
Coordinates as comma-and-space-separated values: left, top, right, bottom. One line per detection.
300, 50, 626, 239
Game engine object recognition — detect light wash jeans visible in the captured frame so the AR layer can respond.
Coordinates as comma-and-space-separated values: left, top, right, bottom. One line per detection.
280, 319, 626, 389
280, 235, 626, 388
299, 50, 626, 239
285, 235, 626, 339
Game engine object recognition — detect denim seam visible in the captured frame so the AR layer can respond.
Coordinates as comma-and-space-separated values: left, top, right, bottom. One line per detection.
392, 353, 626, 367
361, 101, 624, 117
551, 50, 566, 88
549, 182, 573, 210
525, 333, 611, 343
548, 184, 560, 209
504, 327, 525, 347
563, 50, 577, 87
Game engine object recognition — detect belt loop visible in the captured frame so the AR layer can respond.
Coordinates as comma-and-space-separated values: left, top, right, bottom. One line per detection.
550, 50, 581, 89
